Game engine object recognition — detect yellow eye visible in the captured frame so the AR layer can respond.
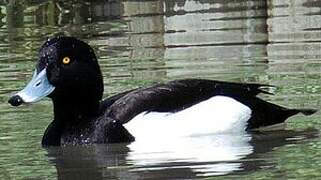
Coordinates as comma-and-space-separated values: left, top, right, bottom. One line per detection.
62, 57, 71, 64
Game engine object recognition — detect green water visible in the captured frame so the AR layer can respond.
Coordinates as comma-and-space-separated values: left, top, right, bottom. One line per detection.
1, 0, 321, 179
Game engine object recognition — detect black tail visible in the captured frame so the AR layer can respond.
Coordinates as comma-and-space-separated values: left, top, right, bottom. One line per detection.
283, 108, 317, 120
245, 97, 317, 130
295, 108, 317, 116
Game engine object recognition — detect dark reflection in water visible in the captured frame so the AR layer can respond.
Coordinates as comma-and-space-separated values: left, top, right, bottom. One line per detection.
46, 129, 318, 179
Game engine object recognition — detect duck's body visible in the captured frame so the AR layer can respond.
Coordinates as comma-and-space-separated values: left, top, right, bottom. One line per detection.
8, 37, 316, 146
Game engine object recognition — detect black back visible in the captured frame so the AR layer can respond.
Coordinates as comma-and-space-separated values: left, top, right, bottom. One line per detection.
102, 79, 312, 129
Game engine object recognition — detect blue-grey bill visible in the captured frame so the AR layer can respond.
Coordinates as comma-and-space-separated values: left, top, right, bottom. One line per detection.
16, 69, 55, 103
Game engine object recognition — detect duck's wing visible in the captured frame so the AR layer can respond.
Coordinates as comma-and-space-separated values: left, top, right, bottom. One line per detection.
99, 89, 138, 113
104, 79, 273, 124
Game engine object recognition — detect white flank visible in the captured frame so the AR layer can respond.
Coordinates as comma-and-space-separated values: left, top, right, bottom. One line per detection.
124, 95, 252, 141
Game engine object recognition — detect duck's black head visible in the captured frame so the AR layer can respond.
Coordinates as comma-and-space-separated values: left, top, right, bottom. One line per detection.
9, 37, 104, 114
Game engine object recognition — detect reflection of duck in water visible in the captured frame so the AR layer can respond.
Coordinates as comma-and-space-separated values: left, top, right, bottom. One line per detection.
8, 37, 316, 146
45, 129, 318, 178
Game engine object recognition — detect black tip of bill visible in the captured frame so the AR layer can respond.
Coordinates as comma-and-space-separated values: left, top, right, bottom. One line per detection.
8, 95, 24, 106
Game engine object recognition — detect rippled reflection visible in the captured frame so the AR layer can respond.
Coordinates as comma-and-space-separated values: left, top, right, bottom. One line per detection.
45, 129, 318, 179
127, 134, 253, 176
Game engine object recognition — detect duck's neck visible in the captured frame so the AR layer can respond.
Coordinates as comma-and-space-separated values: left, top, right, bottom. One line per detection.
52, 97, 100, 125
42, 97, 100, 146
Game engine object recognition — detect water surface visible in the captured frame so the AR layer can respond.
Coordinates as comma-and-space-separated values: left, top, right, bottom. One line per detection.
1, 0, 321, 179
